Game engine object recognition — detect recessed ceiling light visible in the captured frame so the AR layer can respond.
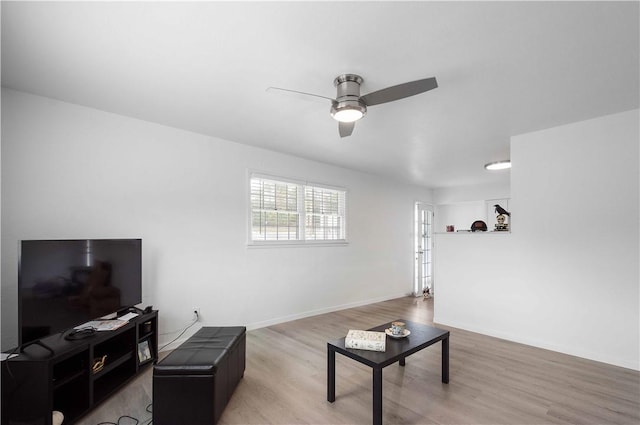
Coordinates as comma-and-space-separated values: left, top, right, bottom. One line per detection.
484, 160, 511, 170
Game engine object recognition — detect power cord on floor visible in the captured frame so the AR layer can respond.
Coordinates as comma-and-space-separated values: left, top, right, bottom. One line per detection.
96, 403, 153, 425
141, 402, 153, 425
158, 315, 199, 351
96, 415, 139, 425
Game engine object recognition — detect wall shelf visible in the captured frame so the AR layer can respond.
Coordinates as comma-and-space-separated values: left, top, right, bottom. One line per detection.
435, 231, 511, 235
435, 198, 511, 233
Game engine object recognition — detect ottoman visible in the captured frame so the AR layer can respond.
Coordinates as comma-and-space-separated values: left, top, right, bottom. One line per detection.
153, 326, 246, 425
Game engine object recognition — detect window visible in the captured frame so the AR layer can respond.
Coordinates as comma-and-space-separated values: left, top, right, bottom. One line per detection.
304, 186, 346, 241
250, 178, 300, 241
250, 174, 346, 244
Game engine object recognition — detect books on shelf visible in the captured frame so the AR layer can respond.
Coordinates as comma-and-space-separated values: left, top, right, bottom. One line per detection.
345, 330, 386, 352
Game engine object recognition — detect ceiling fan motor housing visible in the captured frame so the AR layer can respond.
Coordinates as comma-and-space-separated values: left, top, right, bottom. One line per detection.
331, 74, 367, 121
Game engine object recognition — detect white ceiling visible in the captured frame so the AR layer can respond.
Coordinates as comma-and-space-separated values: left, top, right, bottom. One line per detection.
2, 1, 638, 189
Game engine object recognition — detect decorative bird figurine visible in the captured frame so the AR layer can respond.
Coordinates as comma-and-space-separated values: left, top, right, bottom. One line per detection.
494, 204, 511, 217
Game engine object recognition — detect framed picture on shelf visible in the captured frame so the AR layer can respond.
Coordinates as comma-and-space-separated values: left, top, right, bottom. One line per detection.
137, 339, 152, 365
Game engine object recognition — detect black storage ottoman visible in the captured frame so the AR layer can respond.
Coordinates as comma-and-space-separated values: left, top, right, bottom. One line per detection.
153, 326, 246, 425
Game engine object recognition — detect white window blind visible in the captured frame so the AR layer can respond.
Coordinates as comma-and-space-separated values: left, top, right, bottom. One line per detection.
249, 175, 347, 244
304, 186, 346, 240
250, 178, 300, 241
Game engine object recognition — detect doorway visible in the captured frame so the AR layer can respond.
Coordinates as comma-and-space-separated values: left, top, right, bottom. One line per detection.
414, 203, 433, 297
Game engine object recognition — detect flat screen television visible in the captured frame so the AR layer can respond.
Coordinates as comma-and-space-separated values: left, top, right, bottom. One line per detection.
19, 239, 142, 345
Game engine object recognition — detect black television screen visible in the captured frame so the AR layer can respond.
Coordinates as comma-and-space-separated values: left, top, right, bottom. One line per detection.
19, 239, 142, 345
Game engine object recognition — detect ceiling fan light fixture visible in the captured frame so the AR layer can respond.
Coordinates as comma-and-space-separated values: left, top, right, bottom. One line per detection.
330, 100, 367, 123
332, 107, 364, 123
268, 72, 438, 137
484, 160, 512, 170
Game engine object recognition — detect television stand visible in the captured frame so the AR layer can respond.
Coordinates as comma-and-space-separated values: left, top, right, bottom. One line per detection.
1, 310, 158, 425
19, 339, 54, 356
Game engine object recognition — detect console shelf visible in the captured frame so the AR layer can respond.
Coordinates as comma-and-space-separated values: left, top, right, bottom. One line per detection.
53, 369, 86, 390
1, 310, 158, 425
92, 351, 134, 380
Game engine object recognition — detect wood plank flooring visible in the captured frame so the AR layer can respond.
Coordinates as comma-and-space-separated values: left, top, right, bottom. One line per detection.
81, 296, 640, 424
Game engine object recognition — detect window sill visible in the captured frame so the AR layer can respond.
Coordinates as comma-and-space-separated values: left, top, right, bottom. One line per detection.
247, 240, 349, 249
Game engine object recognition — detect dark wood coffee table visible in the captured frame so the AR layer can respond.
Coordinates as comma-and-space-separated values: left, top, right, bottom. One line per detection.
327, 319, 449, 425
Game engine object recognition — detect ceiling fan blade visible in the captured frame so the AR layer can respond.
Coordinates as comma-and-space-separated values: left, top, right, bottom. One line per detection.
360, 77, 438, 106
266, 87, 335, 103
339, 121, 355, 138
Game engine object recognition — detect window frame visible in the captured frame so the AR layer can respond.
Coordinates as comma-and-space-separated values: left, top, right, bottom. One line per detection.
247, 171, 348, 247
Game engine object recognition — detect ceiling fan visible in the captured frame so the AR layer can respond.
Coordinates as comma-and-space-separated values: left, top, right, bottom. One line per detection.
267, 74, 438, 137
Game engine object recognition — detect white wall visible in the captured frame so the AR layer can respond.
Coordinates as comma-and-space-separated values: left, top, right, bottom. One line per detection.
435, 109, 639, 370
433, 181, 510, 205
1, 89, 433, 349
434, 201, 486, 233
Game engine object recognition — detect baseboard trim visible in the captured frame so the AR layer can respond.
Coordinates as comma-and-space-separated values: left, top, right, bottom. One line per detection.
159, 293, 411, 353
246, 292, 411, 331
434, 315, 640, 371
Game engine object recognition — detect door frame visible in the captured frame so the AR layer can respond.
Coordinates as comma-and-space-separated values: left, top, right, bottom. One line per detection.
413, 202, 434, 297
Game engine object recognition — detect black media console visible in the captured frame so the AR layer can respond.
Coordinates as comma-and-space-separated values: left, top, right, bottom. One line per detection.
1, 310, 158, 425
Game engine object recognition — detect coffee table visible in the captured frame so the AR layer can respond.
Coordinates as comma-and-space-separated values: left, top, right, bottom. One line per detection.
327, 319, 449, 425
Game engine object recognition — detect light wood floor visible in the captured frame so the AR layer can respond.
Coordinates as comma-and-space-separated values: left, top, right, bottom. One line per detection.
82, 296, 640, 424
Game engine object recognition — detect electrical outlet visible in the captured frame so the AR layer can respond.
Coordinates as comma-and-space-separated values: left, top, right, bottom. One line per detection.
193, 307, 200, 321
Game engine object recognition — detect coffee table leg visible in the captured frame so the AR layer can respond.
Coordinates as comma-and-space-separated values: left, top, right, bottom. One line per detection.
399, 357, 405, 367
328, 344, 336, 402
373, 367, 382, 425
442, 336, 449, 384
